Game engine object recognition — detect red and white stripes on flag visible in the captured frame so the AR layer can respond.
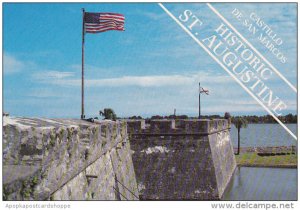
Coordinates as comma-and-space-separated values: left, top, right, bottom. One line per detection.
84, 12, 125, 33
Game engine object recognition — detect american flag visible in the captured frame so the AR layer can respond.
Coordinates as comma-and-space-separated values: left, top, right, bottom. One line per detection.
84, 12, 125, 33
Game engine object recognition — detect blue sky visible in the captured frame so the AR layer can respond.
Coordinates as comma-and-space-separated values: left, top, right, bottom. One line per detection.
3, 3, 297, 118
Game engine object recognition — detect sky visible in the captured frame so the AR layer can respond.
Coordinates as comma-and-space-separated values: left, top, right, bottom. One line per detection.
2, 3, 297, 119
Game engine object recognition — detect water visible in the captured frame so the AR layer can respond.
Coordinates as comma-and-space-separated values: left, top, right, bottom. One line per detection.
230, 124, 297, 147
223, 167, 297, 200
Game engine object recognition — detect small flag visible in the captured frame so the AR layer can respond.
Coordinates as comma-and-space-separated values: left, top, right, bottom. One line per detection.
84, 12, 125, 33
200, 87, 209, 95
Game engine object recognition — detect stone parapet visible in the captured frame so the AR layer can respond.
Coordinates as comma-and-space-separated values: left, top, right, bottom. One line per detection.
3, 116, 138, 200
125, 119, 230, 135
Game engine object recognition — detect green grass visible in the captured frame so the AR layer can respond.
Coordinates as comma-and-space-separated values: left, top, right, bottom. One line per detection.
235, 153, 297, 167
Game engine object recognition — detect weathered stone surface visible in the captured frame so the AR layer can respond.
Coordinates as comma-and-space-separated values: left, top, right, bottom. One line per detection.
209, 129, 236, 198
3, 165, 40, 185
110, 141, 139, 200
3, 116, 139, 200
3, 117, 234, 200
126, 120, 145, 134
126, 119, 236, 200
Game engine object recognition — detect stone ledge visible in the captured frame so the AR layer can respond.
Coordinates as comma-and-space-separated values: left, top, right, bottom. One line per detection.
125, 119, 230, 135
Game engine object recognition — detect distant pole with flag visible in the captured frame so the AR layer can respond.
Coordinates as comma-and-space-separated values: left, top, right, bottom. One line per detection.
199, 83, 209, 119
81, 9, 125, 119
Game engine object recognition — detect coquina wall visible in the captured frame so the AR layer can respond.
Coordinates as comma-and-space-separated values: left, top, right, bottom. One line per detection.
3, 116, 139, 200
127, 119, 236, 200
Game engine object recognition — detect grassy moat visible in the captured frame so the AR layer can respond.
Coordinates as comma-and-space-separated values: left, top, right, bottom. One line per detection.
235, 153, 297, 168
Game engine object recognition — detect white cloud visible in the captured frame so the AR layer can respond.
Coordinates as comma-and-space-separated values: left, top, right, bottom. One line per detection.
3, 54, 24, 74
32, 71, 75, 80
90, 75, 191, 87
33, 70, 234, 87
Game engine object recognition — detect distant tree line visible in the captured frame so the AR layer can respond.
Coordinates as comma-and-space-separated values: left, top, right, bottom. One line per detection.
231, 114, 297, 124
113, 107, 296, 124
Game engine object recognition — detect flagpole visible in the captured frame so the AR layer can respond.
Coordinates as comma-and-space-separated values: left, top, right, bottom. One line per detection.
198, 82, 201, 119
81, 8, 85, 119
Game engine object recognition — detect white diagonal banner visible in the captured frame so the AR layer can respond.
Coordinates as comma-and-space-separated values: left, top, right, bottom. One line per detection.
158, 3, 297, 140
206, 3, 297, 93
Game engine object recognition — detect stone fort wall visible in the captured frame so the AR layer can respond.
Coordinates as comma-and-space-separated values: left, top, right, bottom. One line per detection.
127, 119, 236, 200
3, 117, 235, 200
3, 117, 139, 200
